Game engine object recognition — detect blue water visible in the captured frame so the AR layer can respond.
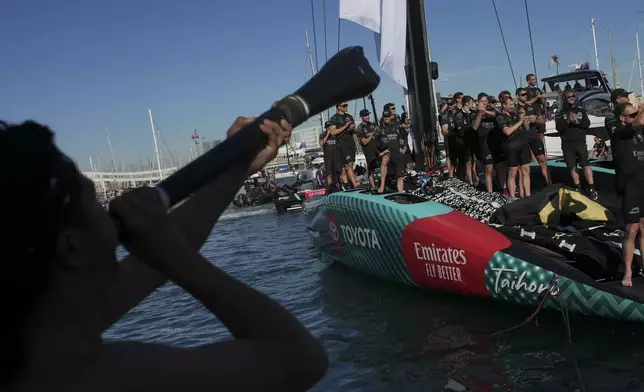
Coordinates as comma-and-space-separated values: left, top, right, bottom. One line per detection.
105, 205, 644, 391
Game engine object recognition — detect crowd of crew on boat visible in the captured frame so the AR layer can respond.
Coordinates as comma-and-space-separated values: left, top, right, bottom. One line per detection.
317, 77, 644, 287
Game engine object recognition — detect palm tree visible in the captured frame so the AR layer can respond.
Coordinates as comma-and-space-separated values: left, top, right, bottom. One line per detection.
549, 55, 560, 75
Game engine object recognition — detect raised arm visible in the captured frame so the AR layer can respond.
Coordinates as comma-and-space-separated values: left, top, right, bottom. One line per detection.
99, 118, 291, 332
96, 187, 328, 392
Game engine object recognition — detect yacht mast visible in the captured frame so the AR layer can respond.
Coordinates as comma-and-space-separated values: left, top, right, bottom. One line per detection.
148, 109, 164, 181
637, 31, 644, 97
607, 29, 619, 87
591, 18, 600, 70
103, 118, 118, 173
305, 29, 326, 131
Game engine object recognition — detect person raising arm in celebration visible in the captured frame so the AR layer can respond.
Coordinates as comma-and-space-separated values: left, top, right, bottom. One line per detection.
0, 118, 328, 392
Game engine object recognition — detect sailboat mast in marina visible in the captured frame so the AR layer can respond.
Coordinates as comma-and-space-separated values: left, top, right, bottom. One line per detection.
148, 109, 164, 181
339, 0, 439, 168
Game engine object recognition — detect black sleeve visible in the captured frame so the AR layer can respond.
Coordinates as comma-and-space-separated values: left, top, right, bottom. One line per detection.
555, 111, 569, 133
495, 115, 510, 131
615, 124, 636, 140
454, 111, 466, 130
578, 109, 590, 129
330, 114, 343, 128
438, 114, 447, 126
355, 124, 367, 139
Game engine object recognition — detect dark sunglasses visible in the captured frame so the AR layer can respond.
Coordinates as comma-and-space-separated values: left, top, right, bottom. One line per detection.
339, 103, 348, 107
625, 112, 638, 119
518, 93, 527, 96
566, 95, 576, 99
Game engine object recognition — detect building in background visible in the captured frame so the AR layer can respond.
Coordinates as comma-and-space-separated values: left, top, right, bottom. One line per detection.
201, 139, 222, 154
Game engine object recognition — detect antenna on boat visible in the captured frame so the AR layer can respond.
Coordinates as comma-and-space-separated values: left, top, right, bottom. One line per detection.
591, 18, 600, 70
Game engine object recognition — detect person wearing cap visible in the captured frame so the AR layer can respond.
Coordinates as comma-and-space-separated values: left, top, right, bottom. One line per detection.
318, 119, 343, 191
328, 102, 357, 189
355, 109, 380, 188
611, 102, 644, 286
605, 88, 633, 137
376, 109, 406, 193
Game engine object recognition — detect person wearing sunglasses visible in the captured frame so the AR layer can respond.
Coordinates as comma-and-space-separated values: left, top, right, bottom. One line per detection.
516, 88, 551, 186
319, 120, 343, 191
328, 102, 358, 189
605, 88, 633, 137
611, 102, 644, 286
375, 109, 406, 193
355, 109, 379, 188
554, 91, 598, 200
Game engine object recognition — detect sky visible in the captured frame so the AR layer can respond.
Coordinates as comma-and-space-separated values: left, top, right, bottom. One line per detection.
1, 0, 643, 171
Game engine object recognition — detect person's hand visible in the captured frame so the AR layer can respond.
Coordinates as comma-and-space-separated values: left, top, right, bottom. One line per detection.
569, 113, 578, 122
226, 116, 292, 173
518, 111, 525, 122
477, 103, 486, 112
109, 187, 191, 271
528, 115, 536, 123
379, 149, 390, 156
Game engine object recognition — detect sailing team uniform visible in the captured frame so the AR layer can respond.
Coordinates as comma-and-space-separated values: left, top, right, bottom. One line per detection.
451, 108, 472, 164
439, 111, 454, 157
526, 85, 546, 134
377, 119, 406, 177
355, 121, 380, 172
320, 121, 342, 176
330, 112, 356, 164
611, 122, 644, 223
554, 105, 591, 170
474, 110, 503, 165
517, 102, 546, 157
496, 112, 530, 167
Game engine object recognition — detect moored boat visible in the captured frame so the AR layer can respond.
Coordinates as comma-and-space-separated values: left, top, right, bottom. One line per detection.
307, 161, 644, 323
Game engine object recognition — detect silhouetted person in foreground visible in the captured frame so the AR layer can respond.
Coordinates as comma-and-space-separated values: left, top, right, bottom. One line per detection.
0, 118, 328, 392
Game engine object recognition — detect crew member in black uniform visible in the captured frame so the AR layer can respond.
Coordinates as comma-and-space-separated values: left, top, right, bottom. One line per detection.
496, 97, 531, 198
355, 109, 380, 188
516, 87, 551, 185
526, 73, 547, 134
611, 102, 644, 286
379, 103, 400, 126
438, 102, 453, 174
453, 95, 474, 185
318, 120, 343, 192
463, 96, 480, 187
376, 109, 405, 193
329, 102, 357, 188
399, 112, 414, 169
554, 91, 598, 200
472, 93, 505, 193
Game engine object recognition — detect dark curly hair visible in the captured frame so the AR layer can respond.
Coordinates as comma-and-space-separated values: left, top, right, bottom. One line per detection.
0, 121, 84, 385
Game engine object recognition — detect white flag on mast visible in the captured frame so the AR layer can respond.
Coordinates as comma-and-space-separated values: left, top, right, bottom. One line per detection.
339, 0, 408, 89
